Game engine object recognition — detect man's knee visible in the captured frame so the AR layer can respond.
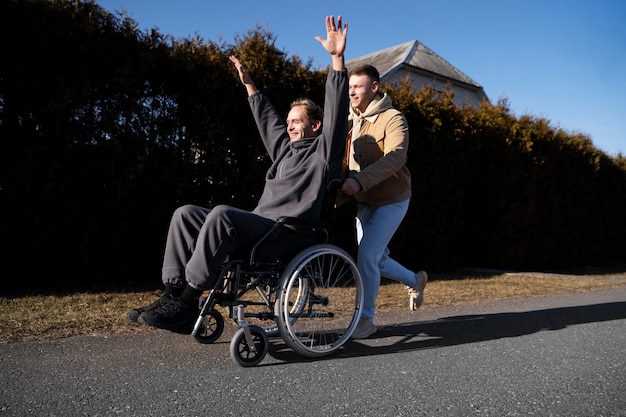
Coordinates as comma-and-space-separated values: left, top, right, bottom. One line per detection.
173, 204, 202, 219
207, 204, 232, 217
204, 204, 237, 226
358, 240, 382, 259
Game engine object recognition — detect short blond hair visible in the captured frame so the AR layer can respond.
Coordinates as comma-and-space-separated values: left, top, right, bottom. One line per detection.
290, 98, 323, 125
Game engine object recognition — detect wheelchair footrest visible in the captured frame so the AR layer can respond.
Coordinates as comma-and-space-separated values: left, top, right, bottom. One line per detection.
246, 312, 275, 321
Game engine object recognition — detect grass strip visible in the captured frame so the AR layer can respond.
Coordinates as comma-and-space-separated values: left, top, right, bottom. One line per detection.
2, 273, 625, 343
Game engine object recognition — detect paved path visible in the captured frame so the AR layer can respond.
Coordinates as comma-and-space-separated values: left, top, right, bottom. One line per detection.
2, 288, 625, 416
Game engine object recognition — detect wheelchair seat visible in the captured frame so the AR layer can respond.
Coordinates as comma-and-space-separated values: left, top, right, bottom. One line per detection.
245, 216, 327, 266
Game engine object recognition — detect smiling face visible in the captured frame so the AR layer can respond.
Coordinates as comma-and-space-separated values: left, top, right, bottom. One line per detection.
349, 74, 379, 113
286, 105, 321, 141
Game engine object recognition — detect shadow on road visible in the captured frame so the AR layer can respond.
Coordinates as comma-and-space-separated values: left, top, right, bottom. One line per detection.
266, 301, 626, 363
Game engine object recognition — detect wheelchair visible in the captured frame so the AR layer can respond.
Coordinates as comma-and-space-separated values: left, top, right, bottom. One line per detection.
190, 182, 364, 367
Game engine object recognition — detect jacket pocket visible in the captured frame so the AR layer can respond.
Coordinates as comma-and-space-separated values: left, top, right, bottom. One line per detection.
353, 134, 383, 167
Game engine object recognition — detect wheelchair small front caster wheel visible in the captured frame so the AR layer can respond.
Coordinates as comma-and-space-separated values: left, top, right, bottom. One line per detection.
192, 309, 224, 344
230, 325, 268, 367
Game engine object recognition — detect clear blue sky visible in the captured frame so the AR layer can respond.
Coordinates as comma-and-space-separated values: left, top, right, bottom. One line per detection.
97, 0, 625, 157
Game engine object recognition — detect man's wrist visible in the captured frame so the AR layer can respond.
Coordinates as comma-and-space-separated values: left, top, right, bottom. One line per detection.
331, 54, 345, 71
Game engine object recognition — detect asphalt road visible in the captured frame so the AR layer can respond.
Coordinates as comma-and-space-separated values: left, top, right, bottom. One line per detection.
2, 287, 625, 416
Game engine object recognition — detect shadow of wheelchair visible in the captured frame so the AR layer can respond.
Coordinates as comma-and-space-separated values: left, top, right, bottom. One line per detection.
265, 301, 626, 364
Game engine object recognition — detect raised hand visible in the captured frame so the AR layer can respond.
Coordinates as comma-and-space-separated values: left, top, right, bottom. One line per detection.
315, 15, 348, 57
229, 55, 257, 96
229, 55, 252, 84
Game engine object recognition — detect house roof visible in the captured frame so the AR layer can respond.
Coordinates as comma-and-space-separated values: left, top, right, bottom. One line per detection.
346, 40, 482, 89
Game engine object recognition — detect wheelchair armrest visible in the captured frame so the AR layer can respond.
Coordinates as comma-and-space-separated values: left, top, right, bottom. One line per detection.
276, 216, 322, 230
276, 216, 329, 249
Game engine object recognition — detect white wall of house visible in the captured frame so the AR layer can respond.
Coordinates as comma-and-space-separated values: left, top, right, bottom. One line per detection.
382, 67, 486, 108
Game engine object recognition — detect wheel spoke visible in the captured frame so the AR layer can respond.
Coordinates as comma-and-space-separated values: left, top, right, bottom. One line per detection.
276, 244, 363, 358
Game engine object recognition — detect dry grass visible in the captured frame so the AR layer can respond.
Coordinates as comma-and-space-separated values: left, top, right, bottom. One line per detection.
2, 271, 626, 343
376, 272, 626, 312
0, 291, 159, 343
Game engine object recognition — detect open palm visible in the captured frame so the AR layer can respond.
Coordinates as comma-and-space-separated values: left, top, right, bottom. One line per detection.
315, 15, 348, 56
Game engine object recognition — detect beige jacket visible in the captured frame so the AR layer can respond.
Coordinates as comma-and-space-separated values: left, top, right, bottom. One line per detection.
347, 93, 411, 208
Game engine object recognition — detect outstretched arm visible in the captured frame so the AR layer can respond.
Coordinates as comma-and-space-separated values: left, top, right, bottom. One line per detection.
229, 55, 258, 97
315, 15, 348, 71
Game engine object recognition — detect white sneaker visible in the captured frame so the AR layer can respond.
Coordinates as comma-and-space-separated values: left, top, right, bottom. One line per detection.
350, 317, 376, 339
409, 271, 428, 311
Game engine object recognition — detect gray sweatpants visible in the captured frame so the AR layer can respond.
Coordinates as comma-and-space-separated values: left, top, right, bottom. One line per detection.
161, 204, 275, 290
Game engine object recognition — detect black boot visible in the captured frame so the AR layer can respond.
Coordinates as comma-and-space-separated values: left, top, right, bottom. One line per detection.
137, 285, 201, 330
126, 284, 183, 323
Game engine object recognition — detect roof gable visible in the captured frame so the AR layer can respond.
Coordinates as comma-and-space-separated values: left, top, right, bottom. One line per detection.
346, 40, 482, 89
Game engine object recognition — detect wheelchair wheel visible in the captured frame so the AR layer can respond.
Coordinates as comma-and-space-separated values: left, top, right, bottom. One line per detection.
230, 325, 268, 367
276, 244, 363, 358
192, 308, 224, 344
273, 274, 310, 330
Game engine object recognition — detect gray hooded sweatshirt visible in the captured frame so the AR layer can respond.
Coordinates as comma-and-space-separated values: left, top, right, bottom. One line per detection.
249, 69, 349, 223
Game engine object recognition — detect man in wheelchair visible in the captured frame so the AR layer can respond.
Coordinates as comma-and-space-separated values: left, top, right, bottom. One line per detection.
128, 16, 350, 331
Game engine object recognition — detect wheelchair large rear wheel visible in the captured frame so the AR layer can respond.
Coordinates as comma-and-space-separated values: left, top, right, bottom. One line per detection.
275, 244, 363, 358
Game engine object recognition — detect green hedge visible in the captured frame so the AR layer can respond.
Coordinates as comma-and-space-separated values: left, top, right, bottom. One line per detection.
1, 0, 624, 290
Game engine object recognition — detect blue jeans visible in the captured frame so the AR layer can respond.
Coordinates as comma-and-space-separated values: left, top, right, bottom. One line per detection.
356, 199, 416, 319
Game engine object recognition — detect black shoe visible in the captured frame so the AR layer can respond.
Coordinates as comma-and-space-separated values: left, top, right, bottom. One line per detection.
127, 295, 172, 323
137, 296, 196, 330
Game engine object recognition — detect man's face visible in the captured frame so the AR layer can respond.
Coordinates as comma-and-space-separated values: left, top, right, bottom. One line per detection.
286, 106, 320, 141
349, 74, 378, 113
